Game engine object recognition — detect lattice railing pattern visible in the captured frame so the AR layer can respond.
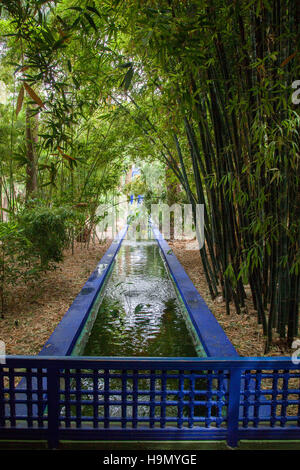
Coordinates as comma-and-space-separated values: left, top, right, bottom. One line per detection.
58, 368, 229, 429
240, 369, 300, 428
0, 357, 300, 447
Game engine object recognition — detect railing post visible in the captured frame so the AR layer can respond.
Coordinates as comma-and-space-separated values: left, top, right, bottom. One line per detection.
0, 366, 5, 428
47, 366, 60, 449
227, 367, 242, 448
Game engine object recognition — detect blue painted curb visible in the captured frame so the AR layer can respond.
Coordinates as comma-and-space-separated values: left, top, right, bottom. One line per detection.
151, 224, 238, 358
38, 225, 128, 357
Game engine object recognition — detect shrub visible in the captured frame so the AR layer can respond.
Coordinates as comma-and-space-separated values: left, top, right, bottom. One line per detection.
17, 206, 71, 268
0, 221, 40, 316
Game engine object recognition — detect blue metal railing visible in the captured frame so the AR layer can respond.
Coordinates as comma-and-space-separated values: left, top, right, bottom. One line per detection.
1, 356, 300, 448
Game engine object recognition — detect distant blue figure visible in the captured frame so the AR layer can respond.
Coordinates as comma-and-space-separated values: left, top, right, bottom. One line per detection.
130, 194, 134, 205
137, 195, 144, 205
131, 166, 140, 178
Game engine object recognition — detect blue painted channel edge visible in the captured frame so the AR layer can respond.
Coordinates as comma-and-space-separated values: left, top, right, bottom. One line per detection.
151, 224, 238, 358
38, 225, 128, 357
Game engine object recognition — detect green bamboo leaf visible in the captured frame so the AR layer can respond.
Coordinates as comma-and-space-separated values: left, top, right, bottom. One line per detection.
86, 6, 101, 18
118, 62, 133, 69
67, 6, 83, 12
72, 76, 80, 89
84, 12, 97, 31
121, 67, 134, 91
71, 17, 81, 29
134, 304, 144, 314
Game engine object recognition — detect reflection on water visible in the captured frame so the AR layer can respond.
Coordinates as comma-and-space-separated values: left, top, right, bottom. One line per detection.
83, 239, 200, 357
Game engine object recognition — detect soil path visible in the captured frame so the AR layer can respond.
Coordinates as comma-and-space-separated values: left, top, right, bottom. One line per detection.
0, 240, 111, 355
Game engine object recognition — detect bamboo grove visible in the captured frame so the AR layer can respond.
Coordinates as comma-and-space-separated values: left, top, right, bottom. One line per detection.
0, 0, 299, 351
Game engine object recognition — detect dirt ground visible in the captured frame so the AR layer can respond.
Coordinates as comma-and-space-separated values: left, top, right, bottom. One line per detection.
169, 240, 294, 357
0, 237, 295, 357
0, 240, 111, 356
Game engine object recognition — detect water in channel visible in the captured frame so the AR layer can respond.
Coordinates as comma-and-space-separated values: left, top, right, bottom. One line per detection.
62, 236, 210, 424
83, 237, 201, 357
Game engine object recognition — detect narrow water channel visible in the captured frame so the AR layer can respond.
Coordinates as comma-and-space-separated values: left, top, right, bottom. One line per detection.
62, 235, 209, 423
83, 236, 203, 357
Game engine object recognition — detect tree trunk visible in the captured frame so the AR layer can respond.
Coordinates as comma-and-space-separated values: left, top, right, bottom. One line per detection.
25, 106, 38, 202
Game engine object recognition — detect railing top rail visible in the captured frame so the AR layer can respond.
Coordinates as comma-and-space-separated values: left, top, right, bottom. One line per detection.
2, 355, 298, 370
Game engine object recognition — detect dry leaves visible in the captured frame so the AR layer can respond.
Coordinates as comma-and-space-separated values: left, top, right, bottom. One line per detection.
169, 240, 294, 357
0, 240, 111, 356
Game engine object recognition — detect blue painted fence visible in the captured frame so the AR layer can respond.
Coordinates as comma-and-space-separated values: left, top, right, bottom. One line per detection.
1, 356, 299, 448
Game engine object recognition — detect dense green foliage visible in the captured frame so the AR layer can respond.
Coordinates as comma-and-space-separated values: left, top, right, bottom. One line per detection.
0, 0, 299, 350
0, 219, 40, 316
0, 205, 74, 315
17, 205, 71, 267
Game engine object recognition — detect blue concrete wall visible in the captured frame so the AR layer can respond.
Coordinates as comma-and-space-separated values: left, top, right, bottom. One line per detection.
151, 224, 238, 357
38, 225, 128, 356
